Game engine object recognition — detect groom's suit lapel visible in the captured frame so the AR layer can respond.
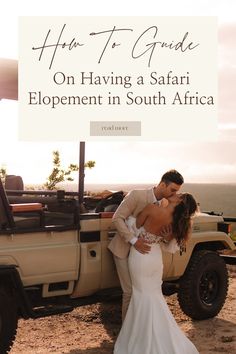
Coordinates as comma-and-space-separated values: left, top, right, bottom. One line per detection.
147, 188, 155, 204
132, 188, 153, 217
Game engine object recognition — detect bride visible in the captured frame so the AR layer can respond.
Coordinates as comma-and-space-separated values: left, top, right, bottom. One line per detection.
114, 192, 199, 354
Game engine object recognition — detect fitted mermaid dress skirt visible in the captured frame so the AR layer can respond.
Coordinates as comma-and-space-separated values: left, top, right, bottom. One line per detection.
114, 239, 199, 354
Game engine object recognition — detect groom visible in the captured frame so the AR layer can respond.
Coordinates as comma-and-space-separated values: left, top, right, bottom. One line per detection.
108, 169, 184, 321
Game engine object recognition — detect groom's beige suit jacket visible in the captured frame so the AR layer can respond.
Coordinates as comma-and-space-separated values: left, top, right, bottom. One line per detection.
108, 188, 168, 259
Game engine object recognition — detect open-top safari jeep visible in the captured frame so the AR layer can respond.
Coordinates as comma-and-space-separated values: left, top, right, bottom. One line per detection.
0, 170, 236, 354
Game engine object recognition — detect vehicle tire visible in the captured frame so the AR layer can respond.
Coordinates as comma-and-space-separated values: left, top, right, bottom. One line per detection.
177, 250, 228, 320
0, 287, 18, 354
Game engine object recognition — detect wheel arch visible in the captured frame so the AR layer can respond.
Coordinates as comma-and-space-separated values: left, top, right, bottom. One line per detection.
171, 239, 229, 280
0, 265, 32, 319
193, 240, 232, 252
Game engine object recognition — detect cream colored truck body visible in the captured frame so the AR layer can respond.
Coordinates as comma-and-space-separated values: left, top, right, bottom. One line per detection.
0, 208, 235, 354
0, 212, 234, 298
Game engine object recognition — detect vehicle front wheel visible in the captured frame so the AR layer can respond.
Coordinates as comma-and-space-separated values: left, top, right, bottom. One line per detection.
0, 287, 18, 354
178, 250, 228, 320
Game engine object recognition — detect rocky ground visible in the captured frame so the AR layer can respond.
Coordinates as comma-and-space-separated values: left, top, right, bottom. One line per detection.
10, 266, 236, 354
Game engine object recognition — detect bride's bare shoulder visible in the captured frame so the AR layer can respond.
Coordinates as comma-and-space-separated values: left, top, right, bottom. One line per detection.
148, 203, 165, 216
150, 204, 171, 221
140, 203, 166, 217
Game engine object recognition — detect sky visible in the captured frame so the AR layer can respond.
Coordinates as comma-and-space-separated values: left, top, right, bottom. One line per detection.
0, 0, 235, 185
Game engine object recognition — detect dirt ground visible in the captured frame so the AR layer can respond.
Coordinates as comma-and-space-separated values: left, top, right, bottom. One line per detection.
10, 267, 236, 354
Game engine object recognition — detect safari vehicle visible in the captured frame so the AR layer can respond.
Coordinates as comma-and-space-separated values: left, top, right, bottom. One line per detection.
0, 166, 236, 354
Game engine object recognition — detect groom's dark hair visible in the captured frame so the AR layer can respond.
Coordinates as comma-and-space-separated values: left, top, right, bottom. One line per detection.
161, 169, 184, 186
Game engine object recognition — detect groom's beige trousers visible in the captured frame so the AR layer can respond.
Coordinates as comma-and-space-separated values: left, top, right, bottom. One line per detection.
114, 255, 132, 322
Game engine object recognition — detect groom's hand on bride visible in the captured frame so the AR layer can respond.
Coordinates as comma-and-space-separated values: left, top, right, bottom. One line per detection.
134, 238, 151, 254
159, 224, 173, 242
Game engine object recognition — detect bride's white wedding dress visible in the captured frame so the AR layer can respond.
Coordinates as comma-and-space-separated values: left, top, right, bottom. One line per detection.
114, 216, 199, 354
